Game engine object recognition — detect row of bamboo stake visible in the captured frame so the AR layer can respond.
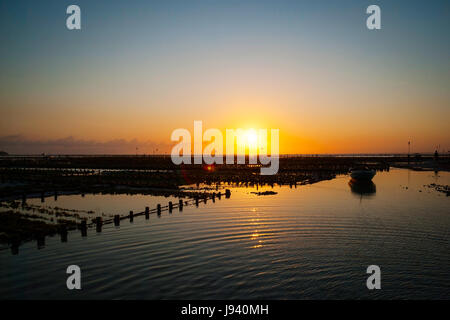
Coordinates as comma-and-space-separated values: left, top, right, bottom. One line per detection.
77, 189, 232, 235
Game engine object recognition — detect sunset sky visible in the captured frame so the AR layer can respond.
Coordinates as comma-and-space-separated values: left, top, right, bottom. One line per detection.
1, 0, 449, 154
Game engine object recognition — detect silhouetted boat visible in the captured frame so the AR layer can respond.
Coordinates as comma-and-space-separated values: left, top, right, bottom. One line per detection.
349, 180, 376, 196
349, 166, 376, 181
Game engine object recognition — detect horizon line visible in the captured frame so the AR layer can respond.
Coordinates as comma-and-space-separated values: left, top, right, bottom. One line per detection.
1, 152, 447, 157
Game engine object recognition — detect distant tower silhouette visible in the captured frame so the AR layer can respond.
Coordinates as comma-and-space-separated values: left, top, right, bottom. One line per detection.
407, 141, 411, 164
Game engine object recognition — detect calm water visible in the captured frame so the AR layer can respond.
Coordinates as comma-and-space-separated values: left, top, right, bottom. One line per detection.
0, 169, 449, 299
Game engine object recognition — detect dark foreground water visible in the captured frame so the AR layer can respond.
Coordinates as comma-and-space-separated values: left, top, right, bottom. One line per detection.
0, 169, 449, 299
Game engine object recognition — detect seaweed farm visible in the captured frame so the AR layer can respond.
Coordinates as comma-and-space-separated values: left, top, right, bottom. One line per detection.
0, 186, 228, 250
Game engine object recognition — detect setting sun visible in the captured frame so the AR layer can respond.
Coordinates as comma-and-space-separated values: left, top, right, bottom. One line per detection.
246, 129, 258, 148
234, 128, 261, 155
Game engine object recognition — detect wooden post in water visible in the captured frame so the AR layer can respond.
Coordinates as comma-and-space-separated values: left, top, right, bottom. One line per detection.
11, 242, 19, 255
80, 220, 87, 237
179, 199, 183, 211
168, 201, 173, 213
37, 235, 45, 249
157, 204, 161, 215
145, 206, 150, 219
114, 215, 120, 226
129, 210, 134, 223
60, 225, 68, 242
96, 217, 102, 233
